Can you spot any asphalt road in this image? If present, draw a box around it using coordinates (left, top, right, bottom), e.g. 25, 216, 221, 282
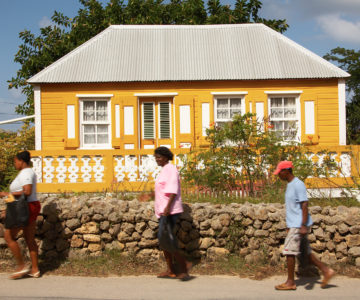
0, 274, 359, 300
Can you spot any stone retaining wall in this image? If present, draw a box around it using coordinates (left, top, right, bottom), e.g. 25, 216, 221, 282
1, 195, 360, 266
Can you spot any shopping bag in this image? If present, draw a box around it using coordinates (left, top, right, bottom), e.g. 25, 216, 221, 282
4, 194, 29, 229
158, 216, 178, 253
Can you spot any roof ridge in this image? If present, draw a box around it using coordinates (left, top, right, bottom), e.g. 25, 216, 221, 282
109, 23, 264, 30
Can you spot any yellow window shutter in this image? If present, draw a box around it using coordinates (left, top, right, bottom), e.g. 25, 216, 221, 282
64, 102, 80, 148
303, 99, 319, 144
120, 96, 138, 149
112, 102, 121, 148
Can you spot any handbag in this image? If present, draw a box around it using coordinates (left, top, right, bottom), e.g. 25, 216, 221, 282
4, 194, 29, 229
158, 216, 178, 253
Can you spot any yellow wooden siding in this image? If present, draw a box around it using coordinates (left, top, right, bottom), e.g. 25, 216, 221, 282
40, 79, 341, 150
120, 96, 138, 149
41, 93, 65, 150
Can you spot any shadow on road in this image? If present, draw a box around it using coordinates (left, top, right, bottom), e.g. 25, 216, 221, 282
296, 276, 338, 290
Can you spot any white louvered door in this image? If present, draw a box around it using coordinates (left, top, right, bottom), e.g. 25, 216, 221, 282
140, 98, 173, 149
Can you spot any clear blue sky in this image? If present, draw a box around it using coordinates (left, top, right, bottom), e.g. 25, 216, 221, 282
1, 0, 360, 130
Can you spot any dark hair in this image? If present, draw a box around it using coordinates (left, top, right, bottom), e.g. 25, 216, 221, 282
154, 147, 174, 161
287, 168, 293, 174
16, 150, 31, 165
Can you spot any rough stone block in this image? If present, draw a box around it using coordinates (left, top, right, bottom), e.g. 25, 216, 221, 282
83, 234, 101, 243
75, 222, 99, 234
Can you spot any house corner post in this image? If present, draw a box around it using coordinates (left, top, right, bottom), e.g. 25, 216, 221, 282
338, 79, 346, 145
34, 85, 42, 150
104, 151, 115, 192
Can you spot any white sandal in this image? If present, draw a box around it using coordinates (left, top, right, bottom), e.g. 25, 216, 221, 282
10, 266, 30, 279
28, 271, 41, 278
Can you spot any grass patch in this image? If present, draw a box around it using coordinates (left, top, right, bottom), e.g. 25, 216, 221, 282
1, 250, 359, 279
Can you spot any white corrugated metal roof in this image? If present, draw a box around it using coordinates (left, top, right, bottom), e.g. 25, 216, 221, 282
28, 24, 350, 84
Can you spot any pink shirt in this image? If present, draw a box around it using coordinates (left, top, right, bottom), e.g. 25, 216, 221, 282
154, 163, 183, 219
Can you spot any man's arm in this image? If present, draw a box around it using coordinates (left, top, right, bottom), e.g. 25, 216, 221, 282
300, 201, 308, 235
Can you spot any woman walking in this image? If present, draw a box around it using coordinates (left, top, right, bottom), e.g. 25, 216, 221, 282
0, 150, 41, 279
154, 146, 191, 280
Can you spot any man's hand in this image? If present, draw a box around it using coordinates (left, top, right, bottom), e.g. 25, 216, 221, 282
300, 225, 308, 235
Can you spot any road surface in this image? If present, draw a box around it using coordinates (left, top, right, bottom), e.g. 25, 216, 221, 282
0, 274, 359, 299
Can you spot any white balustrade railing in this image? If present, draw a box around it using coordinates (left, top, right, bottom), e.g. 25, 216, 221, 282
30, 150, 354, 185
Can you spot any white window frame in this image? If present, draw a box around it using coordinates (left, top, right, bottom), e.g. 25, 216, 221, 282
214, 96, 245, 125
267, 94, 301, 142
141, 102, 156, 140
158, 101, 172, 139
79, 98, 112, 149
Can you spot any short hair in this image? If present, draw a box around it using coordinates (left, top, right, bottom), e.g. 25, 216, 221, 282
16, 150, 31, 165
287, 168, 293, 174
154, 147, 174, 161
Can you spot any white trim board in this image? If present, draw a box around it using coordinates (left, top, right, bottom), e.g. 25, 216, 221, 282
338, 79, 346, 145
0, 115, 35, 125
264, 90, 303, 94
76, 94, 114, 98
211, 91, 248, 95
134, 92, 178, 97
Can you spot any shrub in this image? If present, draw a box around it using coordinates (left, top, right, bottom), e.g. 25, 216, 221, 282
0, 124, 35, 189
180, 113, 339, 197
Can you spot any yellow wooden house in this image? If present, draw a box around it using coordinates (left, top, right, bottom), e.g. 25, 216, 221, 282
27, 24, 358, 193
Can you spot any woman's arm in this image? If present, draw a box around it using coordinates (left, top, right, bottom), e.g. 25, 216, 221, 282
0, 184, 32, 197
163, 194, 176, 216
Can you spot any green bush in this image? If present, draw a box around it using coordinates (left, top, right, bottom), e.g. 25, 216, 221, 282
0, 124, 35, 190
180, 113, 339, 197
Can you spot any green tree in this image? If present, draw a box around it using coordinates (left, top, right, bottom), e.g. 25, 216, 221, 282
0, 125, 35, 189
324, 47, 360, 144
9, 0, 289, 116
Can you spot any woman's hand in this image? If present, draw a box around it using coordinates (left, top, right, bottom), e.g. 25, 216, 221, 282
163, 205, 171, 216
0, 191, 9, 198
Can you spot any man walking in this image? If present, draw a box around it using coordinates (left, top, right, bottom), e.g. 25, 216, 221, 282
274, 161, 335, 290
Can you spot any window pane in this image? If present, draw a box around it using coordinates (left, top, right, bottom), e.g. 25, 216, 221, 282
270, 108, 283, 119
284, 98, 296, 107
97, 125, 108, 133
96, 101, 108, 121
217, 109, 229, 119
230, 109, 241, 118
270, 98, 282, 107
217, 99, 229, 109
230, 98, 241, 108
83, 102, 95, 121
84, 134, 96, 144
84, 125, 95, 133
284, 120, 297, 130
284, 108, 296, 119
84, 101, 95, 111
97, 134, 108, 144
